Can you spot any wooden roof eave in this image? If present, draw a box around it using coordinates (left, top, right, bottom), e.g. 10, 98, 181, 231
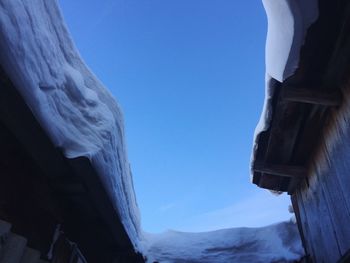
252, 0, 350, 194
0, 66, 144, 262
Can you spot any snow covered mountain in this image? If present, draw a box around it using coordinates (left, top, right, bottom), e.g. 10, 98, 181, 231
145, 221, 304, 263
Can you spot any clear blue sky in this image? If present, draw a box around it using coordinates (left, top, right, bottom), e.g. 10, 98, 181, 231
59, 0, 291, 233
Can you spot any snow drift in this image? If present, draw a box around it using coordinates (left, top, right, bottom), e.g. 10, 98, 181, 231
145, 221, 304, 263
0, 0, 142, 251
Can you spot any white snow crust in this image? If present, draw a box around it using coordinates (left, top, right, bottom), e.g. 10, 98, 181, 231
0, 0, 142, 251
145, 221, 304, 263
264, 0, 318, 82
251, 0, 318, 176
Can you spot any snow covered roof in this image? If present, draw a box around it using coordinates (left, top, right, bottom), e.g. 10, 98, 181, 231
0, 0, 142, 253
145, 221, 305, 262
251, 0, 319, 192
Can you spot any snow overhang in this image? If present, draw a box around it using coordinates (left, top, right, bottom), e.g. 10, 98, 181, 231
0, 60, 144, 262
251, 0, 349, 193
0, 0, 143, 258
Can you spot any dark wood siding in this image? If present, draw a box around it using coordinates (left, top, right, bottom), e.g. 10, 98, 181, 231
293, 114, 350, 262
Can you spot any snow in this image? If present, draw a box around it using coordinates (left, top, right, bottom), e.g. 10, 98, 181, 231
0, 0, 307, 260
264, 0, 318, 82
0, 0, 142, 251
145, 221, 304, 263
251, 0, 318, 176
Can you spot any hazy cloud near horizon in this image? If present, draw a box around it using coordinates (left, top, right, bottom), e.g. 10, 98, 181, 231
155, 191, 291, 233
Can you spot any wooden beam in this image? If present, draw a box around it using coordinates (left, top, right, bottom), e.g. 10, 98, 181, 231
281, 87, 341, 106
253, 162, 307, 179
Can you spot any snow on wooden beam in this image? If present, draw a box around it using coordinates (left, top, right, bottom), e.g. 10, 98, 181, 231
281, 87, 341, 106
253, 162, 307, 179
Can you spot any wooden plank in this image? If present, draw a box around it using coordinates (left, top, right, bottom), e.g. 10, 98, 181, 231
281, 87, 341, 106
257, 173, 285, 191
295, 183, 316, 262
287, 177, 301, 194
331, 125, 350, 222
320, 166, 350, 256
301, 165, 341, 262
291, 194, 308, 255
320, 134, 350, 255
253, 162, 306, 179
264, 100, 306, 164
315, 176, 342, 262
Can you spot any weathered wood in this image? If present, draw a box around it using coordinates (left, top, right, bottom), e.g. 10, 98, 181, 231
287, 177, 301, 195
265, 100, 306, 164
331, 127, 350, 221
319, 134, 350, 255
291, 194, 308, 256
295, 186, 314, 261
281, 87, 341, 106
253, 162, 306, 179
257, 173, 286, 191
291, 92, 350, 262
315, 177, 342, 262
320, 168, 350, 256
254, 1, 350, 262
299, 172, 341, 263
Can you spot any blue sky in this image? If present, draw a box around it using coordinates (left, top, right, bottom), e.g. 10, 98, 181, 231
59, 0, 291, 233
